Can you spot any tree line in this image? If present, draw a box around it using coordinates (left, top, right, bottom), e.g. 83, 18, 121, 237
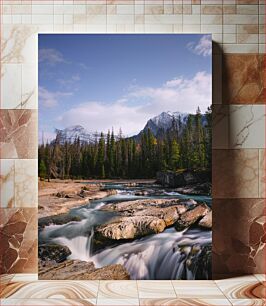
38, 107, 212, 180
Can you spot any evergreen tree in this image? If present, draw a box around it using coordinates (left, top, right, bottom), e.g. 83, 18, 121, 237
39, 160, 47, 180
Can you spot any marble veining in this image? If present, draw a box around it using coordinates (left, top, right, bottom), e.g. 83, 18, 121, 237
14, 159, 37, 208
0, 159, 37, 208
229, 105, 265, 149
0, 159, 15, 208
0, 299, 96, 305
213, 200, 266, 275
1, 25, 37, 64
0, 110, 37, 159
1, 281, 99, 299
223, 54, 264, 104
0, 208, 37, 274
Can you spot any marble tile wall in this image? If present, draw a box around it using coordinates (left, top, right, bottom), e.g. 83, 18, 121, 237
0, 0, 265, 277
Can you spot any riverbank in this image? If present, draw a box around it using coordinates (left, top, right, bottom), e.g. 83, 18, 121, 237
38, 180, 111, 218
38, 179, 156, 218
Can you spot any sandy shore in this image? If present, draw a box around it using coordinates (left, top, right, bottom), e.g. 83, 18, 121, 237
38, 179, 156, 218
39, 180, 112, 218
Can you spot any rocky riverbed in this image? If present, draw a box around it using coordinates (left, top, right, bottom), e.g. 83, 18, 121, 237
38, 180, 117, 218
39, 181, 212, 280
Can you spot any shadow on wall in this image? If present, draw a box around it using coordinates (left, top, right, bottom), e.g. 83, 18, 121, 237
212, 41, 266, 279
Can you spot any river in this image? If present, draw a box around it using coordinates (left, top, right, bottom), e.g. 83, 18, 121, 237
39, 182, 212, 280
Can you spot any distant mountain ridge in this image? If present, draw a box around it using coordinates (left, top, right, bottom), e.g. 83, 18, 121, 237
53, 111, 205, 144
135, 111, 189, 139
55, 125, 98, 144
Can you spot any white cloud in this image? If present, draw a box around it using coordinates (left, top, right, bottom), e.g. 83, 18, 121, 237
57, 74, 81, 87
187, 35, 212, 57
39, 87, 73, 108
39, 48, 66, 65
57, 71, 211, 136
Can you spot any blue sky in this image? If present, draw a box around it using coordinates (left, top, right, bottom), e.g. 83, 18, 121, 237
39, 34, 212, 142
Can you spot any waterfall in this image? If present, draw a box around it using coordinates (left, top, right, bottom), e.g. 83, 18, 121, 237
50, 227, 211, 280
39, 183, 212, 280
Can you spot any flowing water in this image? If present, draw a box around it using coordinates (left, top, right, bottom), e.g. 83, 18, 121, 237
39, 182, 212, 280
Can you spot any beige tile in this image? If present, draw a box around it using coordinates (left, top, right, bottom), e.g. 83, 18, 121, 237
223, 33, 236, 43
107, 14, 134, 24
172, 281, 225, 299
116, 5, 134, 15
215, 276, 264, 299
229, 300, 266, 306
144, 5, 164, 15
0, 299, 96, 305
254, 274, 266, 282
96, 299, 139, 305
98, 281, 138, 299
138, 281, 176, 298
1, 281, 99, 299
237, 25, 259, 34
183, 24, 201, 33
11, 274, 38, 282
201, 5, 223, 14
229, 105, 265, 149
237, 4, 259, 14
223, 4, 236, 14
201, 15, 222, 24
183, 14, 200, 24
223, 14, 258, 25
0, 274, 14, 288
32, 4, 53, 14
32, 15, 54, 24
22, 63, 37, 109
147, 14, 182, 24
201, 24, 222, 33
140, 299, 232, 306
1, 64, 22, 109
223, 25, 236, 33
14, 159, 37, 207
222, 43, 258, 53
237, 33, 258, 44
0, 159, 15, 208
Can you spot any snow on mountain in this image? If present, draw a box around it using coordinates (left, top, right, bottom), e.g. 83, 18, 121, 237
55, 125, 96, 143
53, 110, 206, 144
140, 111, 189, 136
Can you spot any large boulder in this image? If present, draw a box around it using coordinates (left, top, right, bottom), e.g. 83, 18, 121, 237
198, 211, 212, 229
95, 216, 166, 240
102, 198, 188, 215
156, 170, 211, 190
134, 206, 179, 227
175, 203, 210, 231
38, 244, 71, 263
39, 259, 130, 280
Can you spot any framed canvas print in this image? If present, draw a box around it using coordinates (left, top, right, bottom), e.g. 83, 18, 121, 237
38, 34, 212, 280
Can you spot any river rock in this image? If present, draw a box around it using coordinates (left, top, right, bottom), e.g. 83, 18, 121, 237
198, 211, 212, 229
175, 182, 211, 196
156, 170, 211, 192
173, 243, 212, 280
175, 203, 210, 231
38, 244, 71, 263
95, 216, 166, 240
102, 199, 188, 215
39, 213, 81, 228
134, 206, 179, 227
39, 259, 130, 280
